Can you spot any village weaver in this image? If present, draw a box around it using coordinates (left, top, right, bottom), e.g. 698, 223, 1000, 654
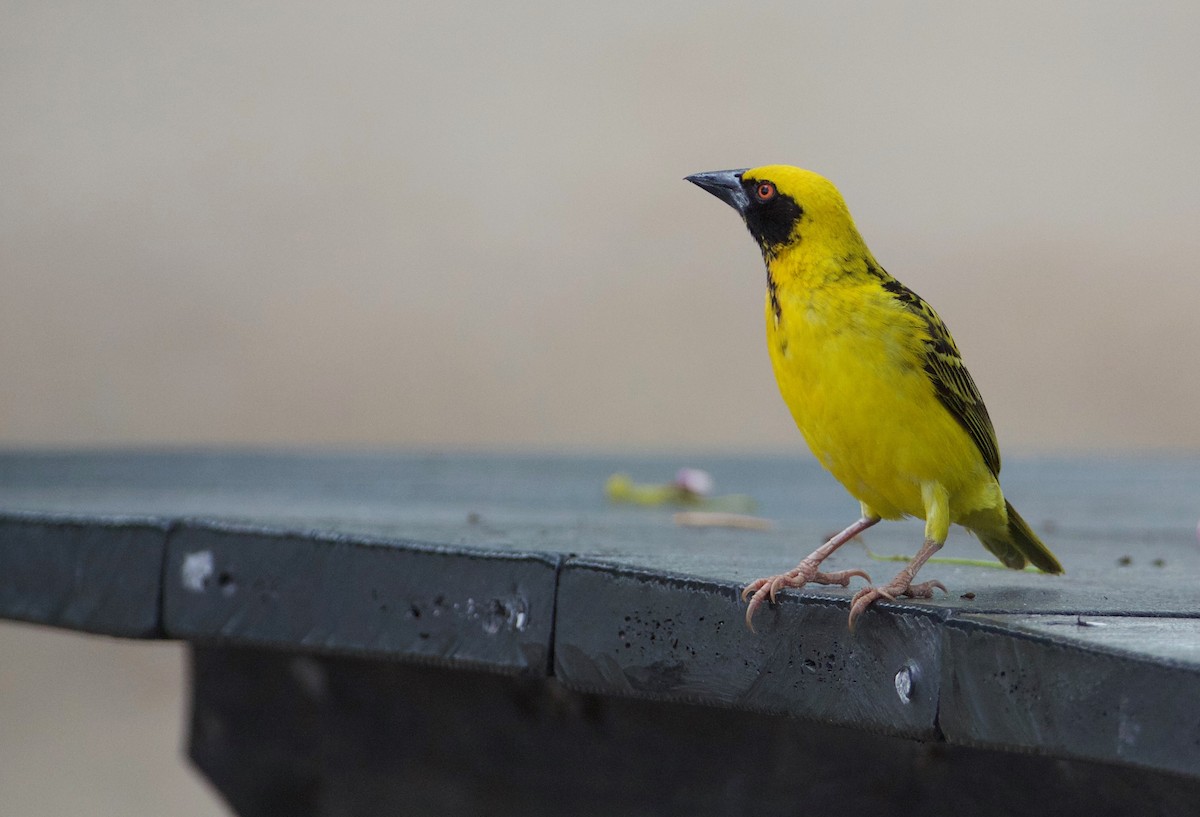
686, 165, 1063, 630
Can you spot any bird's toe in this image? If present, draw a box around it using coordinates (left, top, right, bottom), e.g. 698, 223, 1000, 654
740, 578, 768, 602
903, 579, 947, 599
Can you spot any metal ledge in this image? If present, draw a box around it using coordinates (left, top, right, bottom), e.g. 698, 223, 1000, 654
163, 522, 558, 675
2, 450, 1198, 782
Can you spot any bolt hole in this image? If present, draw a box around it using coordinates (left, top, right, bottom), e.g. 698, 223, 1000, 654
216, 571, 236, 595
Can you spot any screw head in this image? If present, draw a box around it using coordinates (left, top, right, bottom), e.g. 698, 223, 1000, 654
894, 661, 920, 704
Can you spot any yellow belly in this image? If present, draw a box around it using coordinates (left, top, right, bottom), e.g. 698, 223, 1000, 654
766, 286, 999, 522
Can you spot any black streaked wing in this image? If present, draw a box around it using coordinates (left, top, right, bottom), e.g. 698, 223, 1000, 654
873, 268, 1002, 477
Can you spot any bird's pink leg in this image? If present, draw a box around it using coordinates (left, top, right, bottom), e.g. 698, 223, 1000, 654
741, 515, 879, 631
847, 536, 948, 630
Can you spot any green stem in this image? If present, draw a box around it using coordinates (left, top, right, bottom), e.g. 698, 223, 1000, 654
862, 543, 1039, 572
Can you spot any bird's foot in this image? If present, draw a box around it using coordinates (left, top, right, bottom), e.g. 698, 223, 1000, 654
741, 560, 872, 631
847, 578, 948, 630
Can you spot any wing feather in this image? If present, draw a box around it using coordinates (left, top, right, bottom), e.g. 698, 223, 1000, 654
871, 265, 1002, 476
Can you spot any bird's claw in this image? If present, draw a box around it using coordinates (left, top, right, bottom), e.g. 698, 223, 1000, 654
847, 579, 949, 630
740, 578, 768, 603
741, 564, 873, 631
913, 579, 948, 597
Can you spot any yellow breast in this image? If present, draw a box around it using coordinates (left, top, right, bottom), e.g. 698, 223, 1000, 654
766, 279, 995, 521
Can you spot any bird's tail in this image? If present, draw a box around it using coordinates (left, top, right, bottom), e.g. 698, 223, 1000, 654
976, 501, 1064, 574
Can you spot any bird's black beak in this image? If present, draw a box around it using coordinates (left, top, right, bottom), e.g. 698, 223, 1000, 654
685, 168, 750, 214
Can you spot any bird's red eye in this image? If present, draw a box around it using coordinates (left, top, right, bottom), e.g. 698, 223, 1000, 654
755, 182, 776, 201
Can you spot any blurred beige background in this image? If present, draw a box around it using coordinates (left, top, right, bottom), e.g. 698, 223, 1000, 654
2, 2, 1199, 815
3, 1, 1199, 455
0, 623, 225, 815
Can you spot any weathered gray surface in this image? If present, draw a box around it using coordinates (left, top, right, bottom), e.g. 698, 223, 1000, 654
940, 614, 1200, 778
0, 451, 1195, 614
554, 561, 943, 739
164, 523, 557, 675
2, 450, 1199, 779
0, 514, 165, 637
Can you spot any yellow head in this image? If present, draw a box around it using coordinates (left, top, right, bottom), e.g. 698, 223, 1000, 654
686, 164, 866, 261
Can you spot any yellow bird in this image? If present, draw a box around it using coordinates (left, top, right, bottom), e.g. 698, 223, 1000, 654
686, 165, 1063, 630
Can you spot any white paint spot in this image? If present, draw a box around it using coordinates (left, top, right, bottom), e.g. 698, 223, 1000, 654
181, 550, 214, 592
476, 596, 530, 635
